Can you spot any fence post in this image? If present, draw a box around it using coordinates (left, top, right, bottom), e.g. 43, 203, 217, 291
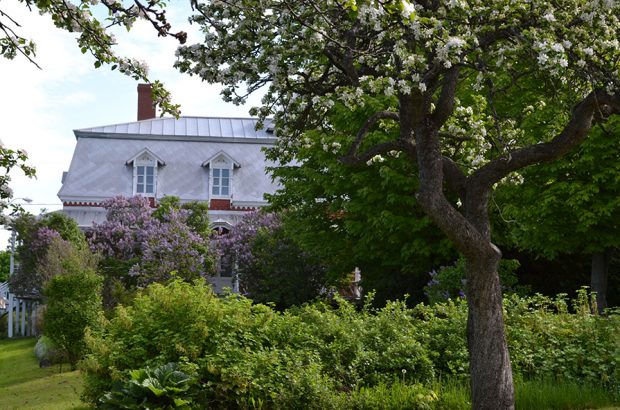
20, 299, 26, 336
8, 294, 13, 338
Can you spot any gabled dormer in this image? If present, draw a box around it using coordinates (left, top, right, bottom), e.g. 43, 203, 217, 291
202, 151, 240, 200
126, 148, 166, 197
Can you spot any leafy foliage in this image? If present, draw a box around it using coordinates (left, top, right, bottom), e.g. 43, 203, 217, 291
99, 362, 195, 409
216, 211, 328, 309
0, 145, 35, 224
152, 196, 211, 240
424, 257, 528, 304
0, 250, 10, 282
498, 118, 620, 258
268, 99, 456, 305
42, 242, 103, 369
9, 212, 85, 296
81, 280, 620, 408
87, 196, 214, 309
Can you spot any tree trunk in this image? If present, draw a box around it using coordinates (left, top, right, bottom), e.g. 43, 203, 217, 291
591, 249, 611, 313
466, 253, 515, 410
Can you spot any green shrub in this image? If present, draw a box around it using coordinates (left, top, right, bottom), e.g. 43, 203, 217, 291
81, 280, 620, 408
424, 257, 528, 304
43, 249, 103, 369
82, 281, 434, 408
412, 299, 469, 377
505, 289, 620, 387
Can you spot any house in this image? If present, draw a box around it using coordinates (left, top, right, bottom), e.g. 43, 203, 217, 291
58, 84, 279, 291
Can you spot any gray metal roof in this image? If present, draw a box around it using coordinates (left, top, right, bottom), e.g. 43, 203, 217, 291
58, 117, 277, 208
75, 116, 276, 142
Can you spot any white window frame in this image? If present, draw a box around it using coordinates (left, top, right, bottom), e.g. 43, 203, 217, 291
210, 159, 233, 199
127, 149, 165, 198
203, 152, 240, 200
134, 162, 157, 196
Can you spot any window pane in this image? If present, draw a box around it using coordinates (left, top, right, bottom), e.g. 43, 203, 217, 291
146, 184, 154, 193
212, 186, 220, 195
137, 175, 144, 184
222, 169, 230, 178
222, 178, 229, 188
146, 175, 154, 184
146, 166, 154, 176
213, 177, 220, 186
137, 184, 144, 193
221, 186, 229, 196
137, 166, 144, 175
213, 169, 220, 178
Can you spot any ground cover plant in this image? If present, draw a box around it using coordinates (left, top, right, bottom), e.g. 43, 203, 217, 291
81, 280, 620, 409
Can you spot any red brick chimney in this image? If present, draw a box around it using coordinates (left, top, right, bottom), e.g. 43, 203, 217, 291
137, 83, 156, 121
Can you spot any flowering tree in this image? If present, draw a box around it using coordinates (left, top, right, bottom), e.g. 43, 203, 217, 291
216, 211, 327, 309
88, 196, 214, 292
9, 212, 84, 296
0, 145, 35, 226
1, 0, 182, 115
268, 97, 456, 305
172, 1, 620, 408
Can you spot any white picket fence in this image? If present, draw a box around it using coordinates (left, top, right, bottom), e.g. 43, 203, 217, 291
0, 282, 40, 338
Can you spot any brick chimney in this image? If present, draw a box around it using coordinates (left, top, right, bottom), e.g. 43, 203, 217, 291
137, 83, 156, 121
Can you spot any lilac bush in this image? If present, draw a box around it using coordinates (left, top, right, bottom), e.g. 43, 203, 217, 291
88, 196, 151, 259
215, 211, 280, 269
9, 226, 67, 296
215, 211, 326, 309
88, 196, 214, 289
130, 209, 213, 286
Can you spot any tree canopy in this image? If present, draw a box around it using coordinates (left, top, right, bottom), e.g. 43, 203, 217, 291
497, 117, 620, 310
171, 2, 620, 408
268, 96, 456, 305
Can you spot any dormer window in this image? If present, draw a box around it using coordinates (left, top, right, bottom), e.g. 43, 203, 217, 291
211, 168, 230, 197
126, 148, 166, 197
136, 164, 156, 195
202, 151, 240, 199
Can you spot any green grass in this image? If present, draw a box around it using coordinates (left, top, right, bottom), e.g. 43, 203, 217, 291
0, 338, 89, 410
436, 377, 619, 410
515, 379, 619, 410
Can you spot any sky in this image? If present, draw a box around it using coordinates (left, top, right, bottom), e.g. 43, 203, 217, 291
0, 1, 263, 248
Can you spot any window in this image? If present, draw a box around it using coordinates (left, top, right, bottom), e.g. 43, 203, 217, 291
136, 165, 155, 195
126, 149, 165, 197
202, 151, 240, 199
211, 167, 230, 197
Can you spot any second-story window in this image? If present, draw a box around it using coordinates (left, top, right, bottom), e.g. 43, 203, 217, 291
127, 149, 165, 198
203, 151, 240, 199
211, 167, 230, 197
136, 165, 156, 195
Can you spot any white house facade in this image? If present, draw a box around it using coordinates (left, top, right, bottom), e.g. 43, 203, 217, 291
57, 85, 279, 291
58, 116, 277, 227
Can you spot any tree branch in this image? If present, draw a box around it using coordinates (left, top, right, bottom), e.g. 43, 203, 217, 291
342, 111, 400, 159
431, 67, 459, 128
339, 140, 408, 165
473, 90, 620, 188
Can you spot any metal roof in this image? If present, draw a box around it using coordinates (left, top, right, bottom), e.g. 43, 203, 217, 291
58, 135, 278, 205
75, 116, 276, 142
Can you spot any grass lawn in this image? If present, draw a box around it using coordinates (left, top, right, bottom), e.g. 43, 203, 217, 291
0, 338, 89, 410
